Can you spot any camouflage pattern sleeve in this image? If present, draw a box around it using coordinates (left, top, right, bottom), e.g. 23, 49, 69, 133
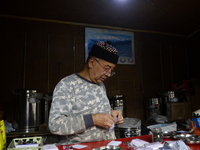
48, 76, 86, 135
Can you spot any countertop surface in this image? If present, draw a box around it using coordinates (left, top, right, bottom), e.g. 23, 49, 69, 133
56, 135, 200, 150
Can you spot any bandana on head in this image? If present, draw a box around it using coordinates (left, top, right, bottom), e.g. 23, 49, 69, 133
89, 41, 119, 64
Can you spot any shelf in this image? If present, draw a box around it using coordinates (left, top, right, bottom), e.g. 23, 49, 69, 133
6, 131, 52, 138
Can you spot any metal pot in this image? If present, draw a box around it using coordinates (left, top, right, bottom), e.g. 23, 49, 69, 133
115, 127, 141, 138
41, 93, 52, 128
14, 89, 43, 132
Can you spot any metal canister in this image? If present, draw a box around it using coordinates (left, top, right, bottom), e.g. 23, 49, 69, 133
115, 127, 141, 138
41, 93, 52, 129
15, 89, 43, 132
109, 95, 127, 117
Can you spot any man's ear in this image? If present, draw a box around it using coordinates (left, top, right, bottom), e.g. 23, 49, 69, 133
88, 57, 96, 69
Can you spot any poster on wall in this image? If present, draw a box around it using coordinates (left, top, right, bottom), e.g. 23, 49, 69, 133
85, 27, 135, 65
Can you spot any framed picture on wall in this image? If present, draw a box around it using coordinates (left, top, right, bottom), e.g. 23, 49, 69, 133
85, 27, 135, 65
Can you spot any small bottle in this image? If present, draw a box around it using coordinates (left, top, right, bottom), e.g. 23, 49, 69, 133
152, 127, 164, 143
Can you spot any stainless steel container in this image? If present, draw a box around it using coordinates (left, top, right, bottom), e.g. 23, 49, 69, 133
15, 89, 43, 132
41, 93, 52, 128
115, 118, 141, 138
109, 95, 127, 117
115, 127, 141, 138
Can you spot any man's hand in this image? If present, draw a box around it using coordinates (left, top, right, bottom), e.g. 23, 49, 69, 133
111, 110, 123, 124
92, 113, 115, 129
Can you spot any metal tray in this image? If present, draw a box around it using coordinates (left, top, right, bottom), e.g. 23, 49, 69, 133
173, 133, 200, 145
92, 146, 124, 150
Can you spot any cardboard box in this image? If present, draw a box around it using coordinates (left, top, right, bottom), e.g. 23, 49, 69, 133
167, 102, 192, 122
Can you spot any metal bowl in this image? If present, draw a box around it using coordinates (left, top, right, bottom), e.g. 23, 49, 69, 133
92, 146, 124, 150
163, 131, 176, 138
173, 133, 200, 145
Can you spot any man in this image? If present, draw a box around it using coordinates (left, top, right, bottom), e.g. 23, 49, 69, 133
49, 41, 123, 144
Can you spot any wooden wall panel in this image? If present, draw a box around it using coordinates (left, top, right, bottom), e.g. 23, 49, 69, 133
171, 44, 188, 83
132, 37, 144, 120
141, 43, 162, 98
25, 33, 48, 92
188, 32, 200, 77
74, 29, 85, 73
0, 33, 24, 121
49, 35, 74, 92
161, 44, 173, 91
119, 79, 136, 117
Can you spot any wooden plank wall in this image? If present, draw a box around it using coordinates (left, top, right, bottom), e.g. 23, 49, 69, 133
0, 17, 192, 123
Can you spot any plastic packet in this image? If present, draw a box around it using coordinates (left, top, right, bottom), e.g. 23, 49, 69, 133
144, 142, 163, 150
174, 140, 191, 150
4, 120, 15, 133
109, 118, 117, 132
163, 141, 177, 149
135, 148, 152, 150
163, 140, 191, 150
117, 118, 141, 128
158, 146, 173, 150
130, 138, 149, 147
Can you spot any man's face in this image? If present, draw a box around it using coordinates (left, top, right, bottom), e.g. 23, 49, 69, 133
90, 58, 116, 84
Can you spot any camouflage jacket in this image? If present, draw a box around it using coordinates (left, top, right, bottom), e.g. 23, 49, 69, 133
49, 73, 115, 144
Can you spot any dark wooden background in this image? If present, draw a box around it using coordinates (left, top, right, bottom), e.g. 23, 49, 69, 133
1, 17, 200, 123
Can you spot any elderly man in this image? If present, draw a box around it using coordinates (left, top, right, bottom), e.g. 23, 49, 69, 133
49, 41, 123, 144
